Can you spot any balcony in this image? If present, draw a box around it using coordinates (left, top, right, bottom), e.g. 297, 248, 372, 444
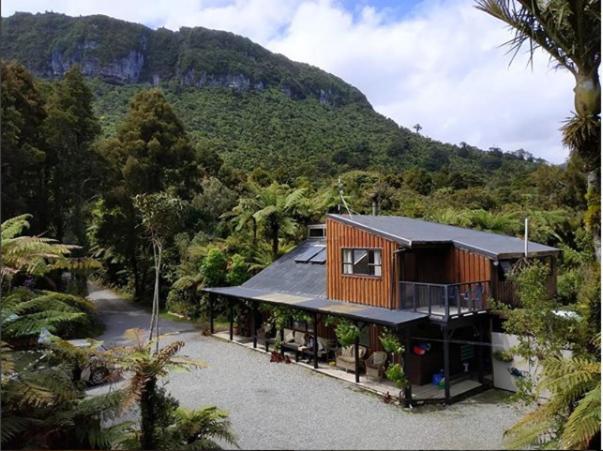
399, 280, 491, 320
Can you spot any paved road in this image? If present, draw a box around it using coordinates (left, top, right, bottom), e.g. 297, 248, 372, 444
88, 285, 525, 450
88, 285, 191, 346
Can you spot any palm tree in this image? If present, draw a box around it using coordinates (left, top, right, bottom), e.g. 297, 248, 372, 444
412, 123, 422, 134
223, 196, 261, 246
504, 353, 600, 450
475, 0, 601, 255
229, 183, 308, 260
109, 329, 236, 450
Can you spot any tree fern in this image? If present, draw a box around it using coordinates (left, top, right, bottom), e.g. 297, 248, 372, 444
505, 353, 600, 449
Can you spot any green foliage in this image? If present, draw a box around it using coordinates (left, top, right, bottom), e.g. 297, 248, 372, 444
379, 330, 403, 355
384, 363, 408, 390
0, 61, 47, 232
333, 320, 360, 347
44, 64, 101, 243
226, 254, 249, 286
492, 349, 514, 363
108, 329, 235, 450
1, 340, 129, 449
201, 248, 228, 288
1, 288, 99, 340
495, 261, 576, 400
504, 352, 600, 450
1, 214, 76, 282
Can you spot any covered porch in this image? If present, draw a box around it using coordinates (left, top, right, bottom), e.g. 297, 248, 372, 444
211, 330, 485, 402
204, 286, 492, 405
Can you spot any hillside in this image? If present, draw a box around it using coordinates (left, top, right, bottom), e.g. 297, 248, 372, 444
1, 12, 542, 180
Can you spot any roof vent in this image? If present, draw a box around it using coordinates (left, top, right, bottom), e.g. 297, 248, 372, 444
307, 224, 326, 239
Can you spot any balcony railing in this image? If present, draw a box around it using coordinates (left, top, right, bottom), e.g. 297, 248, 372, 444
399, 280, 490, 319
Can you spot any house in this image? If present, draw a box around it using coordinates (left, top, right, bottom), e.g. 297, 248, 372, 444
204, 214, 560, 404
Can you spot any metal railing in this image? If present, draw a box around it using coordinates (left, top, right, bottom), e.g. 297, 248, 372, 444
399, 280, 490, 319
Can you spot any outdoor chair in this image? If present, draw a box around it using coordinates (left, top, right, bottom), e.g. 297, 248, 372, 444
365, 351, 388, 380
256, 322, 274, 347
335, 345, 367, 373
281, 330, 308, 361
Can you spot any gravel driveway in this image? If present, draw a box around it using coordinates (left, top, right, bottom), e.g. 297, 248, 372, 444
89, 285, 525, 450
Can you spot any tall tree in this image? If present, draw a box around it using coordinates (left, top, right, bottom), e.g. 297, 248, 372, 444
133, 192, 183, 350
101, 89, 197, 197
95, 89, 197, 301
475, 0, 601, 256
44, 65, 100, 244
0, 61, 47, 231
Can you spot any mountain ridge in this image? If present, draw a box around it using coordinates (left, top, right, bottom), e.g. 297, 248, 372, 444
1, 11, 368, 107
1, 11, 542, 181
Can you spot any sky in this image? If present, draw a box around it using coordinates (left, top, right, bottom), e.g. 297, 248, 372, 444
3, 0, 576, 163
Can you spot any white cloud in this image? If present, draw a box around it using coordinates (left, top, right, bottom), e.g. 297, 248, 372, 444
3, 0, 574, 162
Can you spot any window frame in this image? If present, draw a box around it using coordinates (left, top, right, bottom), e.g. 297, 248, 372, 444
341, 247, 383, 278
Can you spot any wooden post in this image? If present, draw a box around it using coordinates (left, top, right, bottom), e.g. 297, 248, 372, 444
403, 327, 412, 406
252, 302, 257, 349
209, 293, 215, 335
229, 300, 234, 341
313, 312, 319, 369
444, 285, 449, 321
443, 325, 450, 403
280, 327, 285, 356
478, 318, 485, 384
265, 317, 270, 352
354, 324, 360, 383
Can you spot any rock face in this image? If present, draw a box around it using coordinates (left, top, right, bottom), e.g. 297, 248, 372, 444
51, 45, 145, 84
1, 12, 368, 107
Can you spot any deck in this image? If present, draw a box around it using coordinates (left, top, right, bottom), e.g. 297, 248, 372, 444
213, 331, 483, 402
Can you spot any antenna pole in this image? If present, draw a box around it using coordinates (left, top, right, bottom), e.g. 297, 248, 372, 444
524, 217, 528, 257
338, 177, 352, 216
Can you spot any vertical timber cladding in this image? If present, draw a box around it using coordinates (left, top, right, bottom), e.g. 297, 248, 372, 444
447, 247, 492, 283
326, 218, 398, 309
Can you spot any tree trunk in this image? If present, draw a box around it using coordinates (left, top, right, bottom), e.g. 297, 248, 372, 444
252, 218, 257, 247
271, 222, 279, 261
574, 72, 601, 117
587, 169, 601, 260
140, 376, 158, 450
148, 241, 162, 353
573, 71, 601, 259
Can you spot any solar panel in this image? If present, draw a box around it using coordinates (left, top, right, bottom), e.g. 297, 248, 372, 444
309, 248, 326, 264
294, 246, 324, 263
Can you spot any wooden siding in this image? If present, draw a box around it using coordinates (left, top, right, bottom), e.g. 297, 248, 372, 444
326, 218, 398, 309
326, 217, 557, 310
400, 246, 492, 285
447, 247, 492, 284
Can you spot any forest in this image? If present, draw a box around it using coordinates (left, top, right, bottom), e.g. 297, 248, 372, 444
0, 1, 600, 448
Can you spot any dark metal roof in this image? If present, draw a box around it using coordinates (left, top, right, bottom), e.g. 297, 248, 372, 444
329, 214, 560, 259
203, 285, 427, 327
241, 239, 326, 297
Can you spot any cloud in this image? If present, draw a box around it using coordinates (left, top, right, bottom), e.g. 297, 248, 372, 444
3, 0, 575, 162
266, 0, 574, 163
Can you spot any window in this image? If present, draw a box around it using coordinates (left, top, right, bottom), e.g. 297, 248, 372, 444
342, 248, 382, 276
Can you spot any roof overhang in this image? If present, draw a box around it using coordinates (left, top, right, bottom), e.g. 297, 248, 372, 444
203, 286, 428, 328
328, 214, 561, 260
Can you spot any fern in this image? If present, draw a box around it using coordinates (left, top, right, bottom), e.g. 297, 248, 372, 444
505, 353, 600, 450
